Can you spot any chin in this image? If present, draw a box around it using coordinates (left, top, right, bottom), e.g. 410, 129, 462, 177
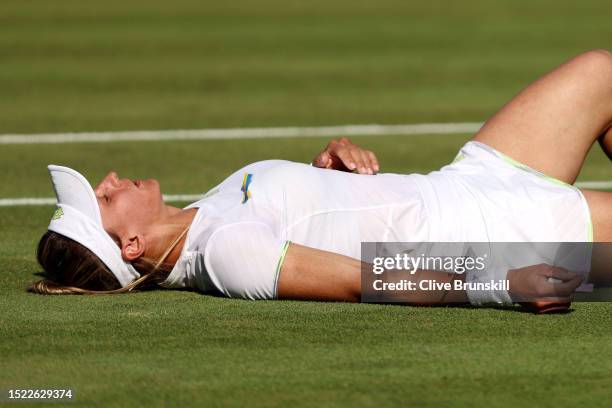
148, 179, 164, 203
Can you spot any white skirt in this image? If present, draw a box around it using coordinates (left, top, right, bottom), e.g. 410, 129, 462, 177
414, 140, 592, 243
411, 141, 593, 304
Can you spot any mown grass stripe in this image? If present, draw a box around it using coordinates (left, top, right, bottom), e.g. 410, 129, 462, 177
0, 123, 483, 145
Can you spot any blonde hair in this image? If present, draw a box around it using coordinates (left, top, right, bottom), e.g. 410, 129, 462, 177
29, 226, 189, 295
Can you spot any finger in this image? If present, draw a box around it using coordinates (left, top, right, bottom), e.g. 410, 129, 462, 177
361, 150, 376, 175
366, 151, 380, 173
346, 148, 366, 173
541, 275, 582, 298
362, 150, 378, 174
312, 151, 330, 168
334, 148, 357, 171
356, 149, 372, 174
556, 274, 583, 294
532, 282, 573, 303
548, 266, 580, 282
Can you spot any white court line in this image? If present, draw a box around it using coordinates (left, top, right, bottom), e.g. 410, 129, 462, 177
1, 182, 611, 207
0, 194, 205, 207
0, 122, 483, 145
574, 181, 612, 189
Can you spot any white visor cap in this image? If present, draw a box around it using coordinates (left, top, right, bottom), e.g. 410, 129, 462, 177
47, 165, 140, 287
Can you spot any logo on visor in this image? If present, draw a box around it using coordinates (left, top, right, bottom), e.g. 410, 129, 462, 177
51, 207, 64, 220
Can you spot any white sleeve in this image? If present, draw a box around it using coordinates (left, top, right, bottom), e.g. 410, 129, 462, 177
204, 222, 290, 300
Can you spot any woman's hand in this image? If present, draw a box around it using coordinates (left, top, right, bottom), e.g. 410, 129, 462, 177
312, 137, 380, 175
507, 264, 583, 312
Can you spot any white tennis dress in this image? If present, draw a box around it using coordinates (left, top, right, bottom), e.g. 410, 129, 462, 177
161, 141, 592, 303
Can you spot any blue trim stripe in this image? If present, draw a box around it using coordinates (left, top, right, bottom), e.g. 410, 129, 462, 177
241, 173, 253, 203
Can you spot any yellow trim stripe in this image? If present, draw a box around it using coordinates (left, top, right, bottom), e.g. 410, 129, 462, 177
273, 241, 291, 298
495, 150, 593, 243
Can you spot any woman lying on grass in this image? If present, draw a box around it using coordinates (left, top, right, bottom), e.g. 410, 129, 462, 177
31, 50, 612, 312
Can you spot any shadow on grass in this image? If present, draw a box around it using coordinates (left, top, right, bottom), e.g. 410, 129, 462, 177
28, 270, 576, 315
368, 301, 576, 315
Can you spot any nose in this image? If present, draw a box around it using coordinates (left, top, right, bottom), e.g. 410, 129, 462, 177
107, 171, 120, 186
94, 171, 120, 194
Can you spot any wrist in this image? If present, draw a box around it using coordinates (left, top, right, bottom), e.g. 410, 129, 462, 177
465, 268, 513, 306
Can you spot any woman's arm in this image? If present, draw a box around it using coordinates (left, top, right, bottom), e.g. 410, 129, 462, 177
277, 243, 583, 307
277, 243, 468, 304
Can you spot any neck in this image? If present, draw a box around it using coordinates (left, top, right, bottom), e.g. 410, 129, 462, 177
143, 207, 198, 268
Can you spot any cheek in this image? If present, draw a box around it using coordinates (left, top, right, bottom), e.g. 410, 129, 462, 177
101, 188, 163, 233
99, 204, 121, 236
117, 191, 161, 223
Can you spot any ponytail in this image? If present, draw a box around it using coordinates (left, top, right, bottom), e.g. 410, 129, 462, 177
30, 226, 188, 295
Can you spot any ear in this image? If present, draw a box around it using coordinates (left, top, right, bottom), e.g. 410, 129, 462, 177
120, 234, 146, 261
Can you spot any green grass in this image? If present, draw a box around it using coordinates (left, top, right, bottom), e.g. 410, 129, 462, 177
1, 137, 611, 407
1, 0, 611, 134
1, 1, 612, 407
